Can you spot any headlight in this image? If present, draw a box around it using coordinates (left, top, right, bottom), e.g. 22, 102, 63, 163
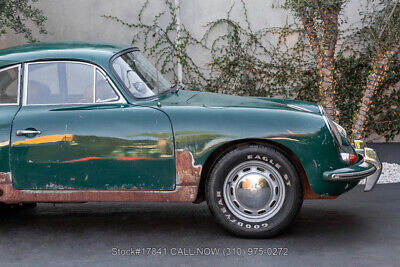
318, 105, 344, 147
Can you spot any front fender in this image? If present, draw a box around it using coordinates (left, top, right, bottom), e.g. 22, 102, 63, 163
163, 105, 350, 197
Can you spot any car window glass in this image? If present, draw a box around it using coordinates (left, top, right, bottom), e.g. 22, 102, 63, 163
112, 57, 154, 98
27, 62, 94, 105
66, 63, 94, 103
27, 63, 59, 105
95, 71, 119, 103
0, 66, 19, 104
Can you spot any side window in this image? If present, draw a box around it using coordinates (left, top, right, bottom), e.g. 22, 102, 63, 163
27, 62, 94, 105
66, 63, 94, 103
95, 71, 119, 103
0, 66, 19, 104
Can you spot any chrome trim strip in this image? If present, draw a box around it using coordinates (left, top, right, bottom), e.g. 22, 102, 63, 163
363, 146, 383, 192
287, 104, 312, 113
0, 64, 21, 106
323, 141, 382, 192
331, 167, 376, 181
23, 63, 28, 105
95, 69, 122, 103
92, 65, 96, 103
318, 105, 342, 147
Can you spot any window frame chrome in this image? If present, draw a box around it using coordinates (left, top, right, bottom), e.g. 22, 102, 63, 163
94, 69, 121, 103
0, 64, 21, 106
318, 105, 342, 147
109, 47, 175, 101
22, 60, 126, 106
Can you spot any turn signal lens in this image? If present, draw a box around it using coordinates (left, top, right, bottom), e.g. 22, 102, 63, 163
349, 154, 358, 163
340, 153, 358, 164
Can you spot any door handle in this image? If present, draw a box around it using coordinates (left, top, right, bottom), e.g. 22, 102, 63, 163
16, 129, 42, 137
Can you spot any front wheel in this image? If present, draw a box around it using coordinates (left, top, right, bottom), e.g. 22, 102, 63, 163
206, 144, 303, 238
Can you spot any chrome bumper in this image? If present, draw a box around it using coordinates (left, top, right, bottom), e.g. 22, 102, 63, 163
323, 140, 382, 192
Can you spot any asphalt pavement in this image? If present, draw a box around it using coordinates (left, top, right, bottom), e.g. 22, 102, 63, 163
368, 143, 400, 164
0, 184, 399, 267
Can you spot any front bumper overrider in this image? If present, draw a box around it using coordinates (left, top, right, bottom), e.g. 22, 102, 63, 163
323, 140, 382, 192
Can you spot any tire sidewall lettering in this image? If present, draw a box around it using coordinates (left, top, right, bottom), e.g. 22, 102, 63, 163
216, 190, 270, 230
247, 154, 291, 187
213, 151, 295, 231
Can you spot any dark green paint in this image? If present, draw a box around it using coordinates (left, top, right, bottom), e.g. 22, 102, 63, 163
11, 104, 175, 190
264, 98, 322, 114
0, 42, 371, 197
0, 106, 20, 173
154, 91, 353, 196
0, 42, 129, 68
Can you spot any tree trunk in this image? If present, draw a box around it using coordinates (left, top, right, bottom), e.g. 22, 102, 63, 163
352, 44, 400, 139
320, 59, 336, 118
300, 14, 338, 119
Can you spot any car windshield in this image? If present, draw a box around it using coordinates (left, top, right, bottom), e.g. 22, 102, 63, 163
112, 51, 172, 98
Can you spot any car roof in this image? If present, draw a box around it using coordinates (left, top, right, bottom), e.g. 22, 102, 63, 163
0, 42, 133, 69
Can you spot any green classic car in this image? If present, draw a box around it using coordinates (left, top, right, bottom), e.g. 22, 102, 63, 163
0, 42, 382, 237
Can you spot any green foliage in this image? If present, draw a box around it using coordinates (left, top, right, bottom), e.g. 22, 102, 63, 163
366, 62, 400, 140
103, 0, 206, 90
284, 0, 346, 14
202, 9, 271, 95
355, 0, 400, 57
0, 0, 47, 42
105, 0, 400, 141
332, 54, 400, 141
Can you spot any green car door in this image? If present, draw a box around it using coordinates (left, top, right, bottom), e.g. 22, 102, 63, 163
10, 61, 175, 190
0, 65, 21, 178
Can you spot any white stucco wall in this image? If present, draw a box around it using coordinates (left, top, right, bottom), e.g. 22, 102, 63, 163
0, 0, 368, 70
0, 0, 364, 50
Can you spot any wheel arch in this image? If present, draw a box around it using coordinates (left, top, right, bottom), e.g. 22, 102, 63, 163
195, 138, 325, 203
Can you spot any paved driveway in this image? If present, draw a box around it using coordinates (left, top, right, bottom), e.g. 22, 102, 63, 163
1, 184, 399, 267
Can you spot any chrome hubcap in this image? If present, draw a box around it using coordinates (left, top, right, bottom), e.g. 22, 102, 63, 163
223, 161, 286, 222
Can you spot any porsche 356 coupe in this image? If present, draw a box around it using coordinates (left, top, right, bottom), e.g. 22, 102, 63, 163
0, 42, 382, 237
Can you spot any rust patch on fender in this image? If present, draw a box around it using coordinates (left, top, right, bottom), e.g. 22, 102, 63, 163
289, 153, 337, 200
176, 149, 202, 186
0, 183, 197, 204
45, 182, 76, 190
300, 169, 337, 199
0, 172, 11, 184
0, 149, 203, 204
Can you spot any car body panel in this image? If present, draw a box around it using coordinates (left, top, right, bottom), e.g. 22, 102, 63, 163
151, 91, 356, 196
0, 106, 20, 174
10, 104, 175, 190
0, 42, 377, 204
